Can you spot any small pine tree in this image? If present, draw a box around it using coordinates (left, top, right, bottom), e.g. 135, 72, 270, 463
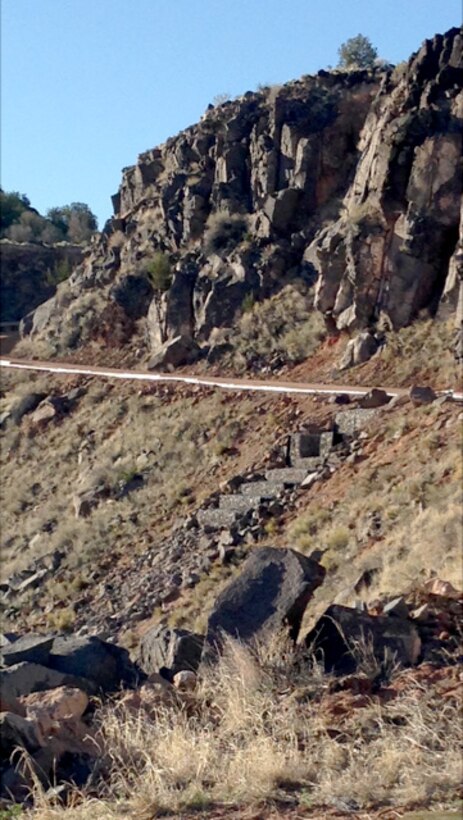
337, 34, 378, 69
143, 252, 173, 344
145, 252, 172, 293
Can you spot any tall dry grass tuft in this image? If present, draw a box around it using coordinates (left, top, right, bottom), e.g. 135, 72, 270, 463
229, 284, 326, 368
23, 636, 463, 818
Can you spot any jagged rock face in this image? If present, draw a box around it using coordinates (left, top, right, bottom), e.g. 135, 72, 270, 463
23, 72, 379, 353
24, 28, 462, 357
308, 27, 463, 331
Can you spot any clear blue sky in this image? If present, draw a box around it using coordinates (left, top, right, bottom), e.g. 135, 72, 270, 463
1, 0, 460, 229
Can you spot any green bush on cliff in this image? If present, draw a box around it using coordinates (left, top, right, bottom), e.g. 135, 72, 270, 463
144, 251, 173, 292
45, 258, 73, 286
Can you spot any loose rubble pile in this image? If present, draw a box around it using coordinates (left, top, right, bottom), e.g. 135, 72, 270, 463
0, 633, 138, 801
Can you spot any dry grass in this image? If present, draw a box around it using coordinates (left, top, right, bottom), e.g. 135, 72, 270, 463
22, 637, 463, 818
0, 370, 288, 603
0, 384, 206, 569
377, 317, 460, 389
287, 405, 462, 624
229, 284, 326, 369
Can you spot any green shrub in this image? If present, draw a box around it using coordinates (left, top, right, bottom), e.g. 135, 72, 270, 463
45, 258, 73, 286
338, 34, 378, 69
144, 252, 172, 292
241, 293, 255, 314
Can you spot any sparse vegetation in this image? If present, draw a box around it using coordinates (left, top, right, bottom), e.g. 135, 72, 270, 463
1, 29, 462, 818
45, 258, 73, 286
380, 318, 459, 388
212, 92, 231, 106
229, 284, 326, 369
203, 211, 248, 256
391, 60, 408, 82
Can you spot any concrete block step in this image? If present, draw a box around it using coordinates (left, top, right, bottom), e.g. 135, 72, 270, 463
290, 456, 322, 470
335, 409, 378, 436
240, 480, 285, 498
219, 494, 262, 512
265, 468, 309, 485
197, 509, 241, 531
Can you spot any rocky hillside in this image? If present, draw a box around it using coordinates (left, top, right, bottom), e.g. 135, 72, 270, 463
1, 26, 462, 819
20, 27, 463, 368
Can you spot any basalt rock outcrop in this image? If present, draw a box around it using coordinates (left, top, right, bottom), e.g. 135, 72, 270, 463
306, 28, 463, 332
22, 28, 463, 361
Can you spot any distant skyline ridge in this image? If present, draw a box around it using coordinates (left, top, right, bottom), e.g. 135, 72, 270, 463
1, 0, 460, 228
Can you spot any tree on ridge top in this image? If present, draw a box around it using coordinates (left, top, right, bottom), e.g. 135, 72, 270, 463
337, 34, 378, 69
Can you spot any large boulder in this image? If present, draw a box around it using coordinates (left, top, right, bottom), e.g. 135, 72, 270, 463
339, 332, 378, 370
47, 636, 138, 693
0, 635, 54, 667
147, 262, 197, 350
21, 686, 89, 746
358, 388, 390, 408
0, 712, 41, 763
264, 188, 301, 233
408, 385, 437, 406
148, 334, 200, 370
19, 295, 58, 338
139, 626, 204, 679
9, 392, 47, 425
205, 547, 325, 652
0, 662, 97, 700
304, 604, 421, 674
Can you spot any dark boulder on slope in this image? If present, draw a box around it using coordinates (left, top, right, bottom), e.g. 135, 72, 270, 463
139, 625, 204, 679
110, 274, 153, 319
47, 636, 139, 693
0, 662, 96, 700
148, 334, 201, 369
304, 604, 421, 674
205, 547, 325, 653
0, 634, 54, 667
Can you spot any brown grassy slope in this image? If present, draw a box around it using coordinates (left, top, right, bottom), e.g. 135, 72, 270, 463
148, 396, 462, 641
0, 365, 333, 633
282, 317, 461, 392
1, 314, 461, 639
1, 317, 462, 819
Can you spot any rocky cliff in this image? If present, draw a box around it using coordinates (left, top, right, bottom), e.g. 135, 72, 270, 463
22, 27, 462, 365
